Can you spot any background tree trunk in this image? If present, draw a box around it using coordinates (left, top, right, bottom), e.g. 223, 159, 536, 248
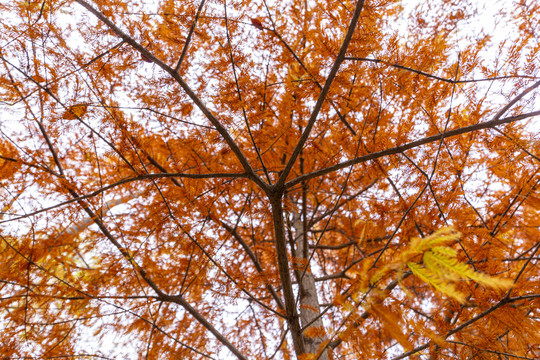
291, 209, 329, 360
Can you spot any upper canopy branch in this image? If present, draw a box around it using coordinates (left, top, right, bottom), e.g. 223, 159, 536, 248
274, 0, 366, 190
286, 110, 540, 188
73, 0, 268, 191
174, 0, 207, 72
345, 57, 538, 84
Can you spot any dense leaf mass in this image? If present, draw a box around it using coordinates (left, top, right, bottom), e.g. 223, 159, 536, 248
0, 0, 539, 359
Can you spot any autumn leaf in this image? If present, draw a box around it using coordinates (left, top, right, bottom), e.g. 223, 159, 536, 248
63, 104, 88, 119
250, 17, 264, 30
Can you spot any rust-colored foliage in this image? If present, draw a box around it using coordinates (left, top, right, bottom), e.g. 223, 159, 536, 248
0, 0, 539, 359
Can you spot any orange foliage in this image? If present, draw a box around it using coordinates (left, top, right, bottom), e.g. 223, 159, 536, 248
0, 0, 539, 359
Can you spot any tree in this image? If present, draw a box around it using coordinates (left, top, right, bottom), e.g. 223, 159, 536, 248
0, 0, 539, 358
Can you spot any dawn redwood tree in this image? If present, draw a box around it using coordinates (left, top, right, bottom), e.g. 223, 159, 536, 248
0, 0, 539, 358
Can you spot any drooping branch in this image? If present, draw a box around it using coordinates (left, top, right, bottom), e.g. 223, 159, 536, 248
0, 235, 214, 359
325, 276, 408, 352
58, 193, 138, 238
158, 294, 249, 360
63, 184, 249, 360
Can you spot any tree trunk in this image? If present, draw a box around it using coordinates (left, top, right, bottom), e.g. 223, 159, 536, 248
270, 195, 306, 356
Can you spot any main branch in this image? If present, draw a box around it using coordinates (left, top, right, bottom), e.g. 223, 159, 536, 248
286, 110, 540, 188
275, 0, 366, 188
73, 0, 268, 190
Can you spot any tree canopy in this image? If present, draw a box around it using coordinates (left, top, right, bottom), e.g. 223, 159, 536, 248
0, 0, 539, 359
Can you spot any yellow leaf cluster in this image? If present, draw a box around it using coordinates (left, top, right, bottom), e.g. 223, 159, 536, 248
403, 228, 514, 303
